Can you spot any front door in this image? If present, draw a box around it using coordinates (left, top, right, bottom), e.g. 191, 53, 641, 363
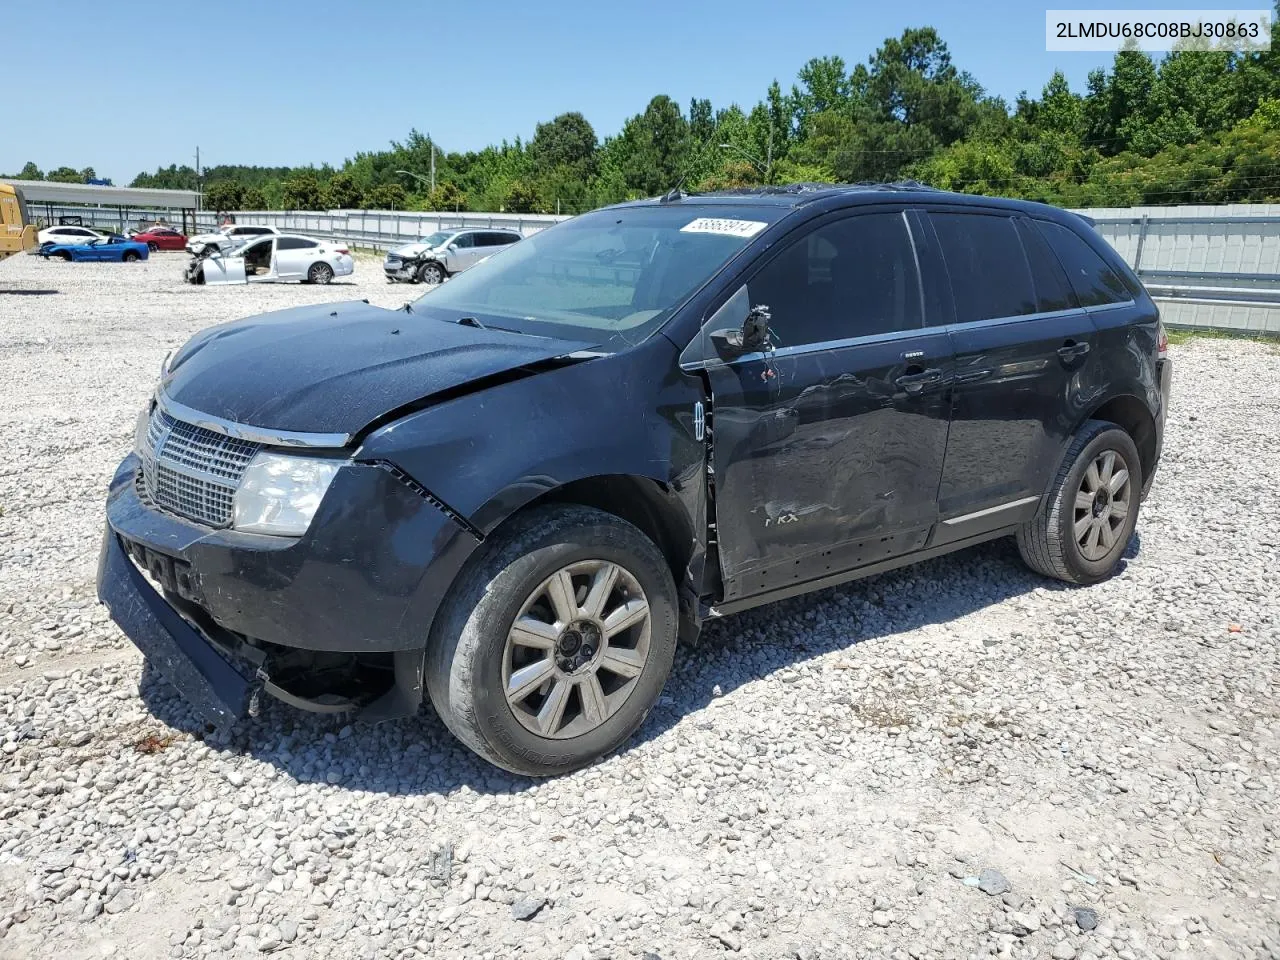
699, 210, 954, 602
919, 209, 1098, 534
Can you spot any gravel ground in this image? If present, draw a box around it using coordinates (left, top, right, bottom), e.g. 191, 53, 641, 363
1, 251, 1278, 960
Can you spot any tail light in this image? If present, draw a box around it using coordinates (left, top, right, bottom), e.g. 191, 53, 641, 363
334, 247, 350, 256
1156, 320, 1168, 360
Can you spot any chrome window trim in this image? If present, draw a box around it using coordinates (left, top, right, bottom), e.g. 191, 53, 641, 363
155, 391, 351, 449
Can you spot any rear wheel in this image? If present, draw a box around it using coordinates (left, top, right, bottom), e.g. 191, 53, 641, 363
122, 251, 140, 263
59, 251, 73, 261
1016, 420, 1142, 584
147, 241, 158, 253
307, 262, 334, 284
426, 505, 677, 776
417, 261, 445, 285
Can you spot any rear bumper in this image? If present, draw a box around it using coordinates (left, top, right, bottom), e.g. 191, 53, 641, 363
1146, 356, 1172, 498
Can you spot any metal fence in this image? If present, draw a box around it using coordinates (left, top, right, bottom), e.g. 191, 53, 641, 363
26, 201, 1280, 335
27, 204, 567, 247
1090, 210, 1280, 334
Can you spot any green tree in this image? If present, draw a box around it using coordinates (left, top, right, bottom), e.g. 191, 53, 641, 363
618, 95, 690, 194
501, 179, 543, 213
281, 171, 326, 210
363, 182, 407, 209
46, 166, 84, 183
791, 55, 853, 138
529, 112, 598, 174
18, 161, 42, 180
241, 186, 267, 210
325, 172, 362, 208
203, 180, 245, 211
425, 181, 467, 211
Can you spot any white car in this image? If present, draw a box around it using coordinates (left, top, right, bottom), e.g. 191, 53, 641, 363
186, 224, 281, 255
186, 234, 354, 285
37, 225, 104, 247
383, 228, 522, 284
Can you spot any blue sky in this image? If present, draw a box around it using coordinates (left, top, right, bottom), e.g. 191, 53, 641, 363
6, 0, 1224, 182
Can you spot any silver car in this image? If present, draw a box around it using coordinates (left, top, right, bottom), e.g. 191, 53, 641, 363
383, 228, 521, 284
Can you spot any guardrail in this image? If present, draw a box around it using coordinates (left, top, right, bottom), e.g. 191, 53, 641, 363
25, 202, 1280, 335
1089, 214, 1280, 334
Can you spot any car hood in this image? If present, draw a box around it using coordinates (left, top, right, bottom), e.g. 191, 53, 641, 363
389, 242, 439, 257
162, 300, 597, 438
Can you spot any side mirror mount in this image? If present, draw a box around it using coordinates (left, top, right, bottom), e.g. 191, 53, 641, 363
707, 286, 772, 359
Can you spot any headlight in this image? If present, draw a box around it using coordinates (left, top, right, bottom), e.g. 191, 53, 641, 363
232, 452, 343, 536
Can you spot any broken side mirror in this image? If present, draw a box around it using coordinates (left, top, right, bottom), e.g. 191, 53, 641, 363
708, 285, 772, 359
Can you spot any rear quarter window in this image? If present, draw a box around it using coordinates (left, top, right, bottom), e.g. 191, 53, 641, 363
1035, 220, 1133, 307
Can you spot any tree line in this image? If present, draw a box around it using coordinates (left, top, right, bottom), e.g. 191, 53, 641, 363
12, 17, 1280, 214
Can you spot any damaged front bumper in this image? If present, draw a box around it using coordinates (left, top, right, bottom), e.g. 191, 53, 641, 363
97, 525, 257, 728
97, 454, 481, 730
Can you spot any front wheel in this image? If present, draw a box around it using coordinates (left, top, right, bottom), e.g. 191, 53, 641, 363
122, 251, 140, 263
147, 242, 158, 253
1016, 420, 1142, 584
307, 262, 335, 284
59, 251, 73, 262
426, 505, 678, 776
416, 261, 445, 285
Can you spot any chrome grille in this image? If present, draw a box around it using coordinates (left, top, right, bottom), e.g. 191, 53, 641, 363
138, 409, 260, 527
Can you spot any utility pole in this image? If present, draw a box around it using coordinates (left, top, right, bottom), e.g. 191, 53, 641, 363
430, 137, 436, 195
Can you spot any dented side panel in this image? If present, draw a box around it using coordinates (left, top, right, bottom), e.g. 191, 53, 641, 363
703, 332, 954, 601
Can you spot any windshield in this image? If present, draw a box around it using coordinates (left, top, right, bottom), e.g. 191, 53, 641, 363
416, 231, 453, 248
410, 205, 782, 348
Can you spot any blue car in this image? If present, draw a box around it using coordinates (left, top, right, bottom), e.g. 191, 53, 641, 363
40, 234, 150, 263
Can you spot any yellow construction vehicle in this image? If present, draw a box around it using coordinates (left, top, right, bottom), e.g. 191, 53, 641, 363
1, 182, 38, 259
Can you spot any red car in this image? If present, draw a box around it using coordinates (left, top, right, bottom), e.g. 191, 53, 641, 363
132, 226, 188, 252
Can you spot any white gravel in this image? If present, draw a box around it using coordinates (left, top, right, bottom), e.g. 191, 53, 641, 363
1, 252, 1279, 960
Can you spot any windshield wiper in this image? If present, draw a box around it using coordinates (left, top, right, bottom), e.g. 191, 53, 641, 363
457, 316, 485, 329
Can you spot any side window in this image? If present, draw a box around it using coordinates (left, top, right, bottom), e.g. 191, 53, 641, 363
452, 233, 475, 249
498, 232, 521, 245
930, 212, 1036, 323
276, 237, 317, 250
1035, 220, 1133, 307
1015, 218, 1077, 313
746, 212, 922, 347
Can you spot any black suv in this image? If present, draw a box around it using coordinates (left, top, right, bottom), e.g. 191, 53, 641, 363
98, 184, 1171, 775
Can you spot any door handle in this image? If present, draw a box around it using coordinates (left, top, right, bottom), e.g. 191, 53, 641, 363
894, 367, 943, 394
1057, 340, 1091, 362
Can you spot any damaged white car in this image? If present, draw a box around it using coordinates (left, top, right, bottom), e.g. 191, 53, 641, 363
185, 234, 354, 285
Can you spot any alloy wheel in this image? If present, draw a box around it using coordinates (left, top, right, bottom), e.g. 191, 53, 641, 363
1073, 449, 1131, 561
502, 559, 651, 739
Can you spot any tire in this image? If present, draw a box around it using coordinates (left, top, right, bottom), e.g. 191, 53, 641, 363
426, 505, 678, 777
307, 262, 334, 284
416, 261, 445, 285
122, 251, 140, 263
1016, 419, 1143, 585
59, 251, 73, 262
147, 242, 158, 253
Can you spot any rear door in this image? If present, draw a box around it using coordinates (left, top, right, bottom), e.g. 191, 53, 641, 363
273, 237, 315, 279
918, 207, 1094, 540
697, 209, 954, 601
